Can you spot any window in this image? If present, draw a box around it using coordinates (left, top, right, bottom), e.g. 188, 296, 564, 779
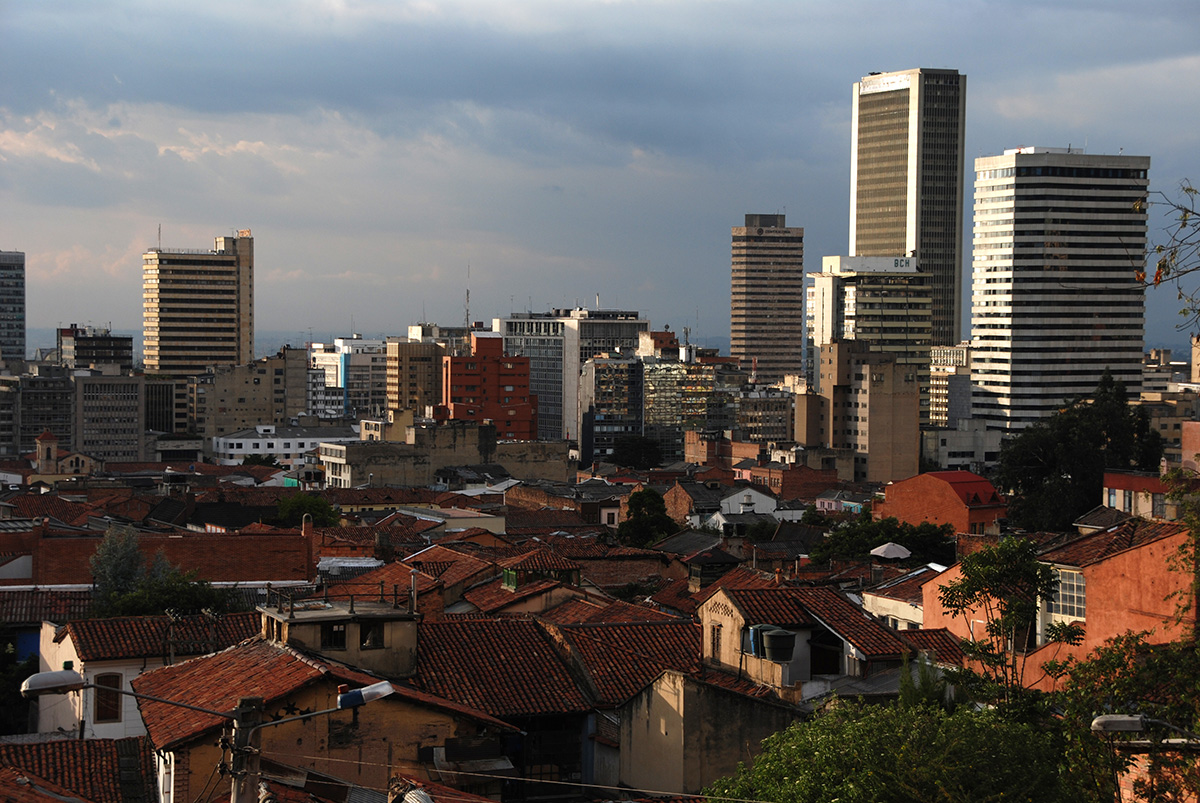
1153, 493, 1166, 519
1122, 491, 1132, 513
1106, 488, 1116, 508
94, 673, 122, 722
1049, 569, 1086, 619
710, 623, 722, 657
321, 623, 347, 650
360, 621, 385, 650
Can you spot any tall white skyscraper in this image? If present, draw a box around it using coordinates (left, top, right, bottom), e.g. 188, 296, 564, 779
850, 68, 966, 346
971, 147, 1149, 431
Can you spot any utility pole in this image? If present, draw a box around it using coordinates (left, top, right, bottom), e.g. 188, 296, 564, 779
230, 696, 264, 803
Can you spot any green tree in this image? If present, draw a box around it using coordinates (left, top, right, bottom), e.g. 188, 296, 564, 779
994, 371, 1162, 532
609, 435, 663, 470
276, 493, 340, 527
937, 536, 1081, 709
705, 701, 1094, 803
89, 527, 240, 617
810, 513, 955, 565
241, 453, 280, 467
616, 488, 678, 548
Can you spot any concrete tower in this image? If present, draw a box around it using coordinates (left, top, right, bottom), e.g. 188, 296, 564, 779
850, 68, 966, 346
730, 214, 805, 385
970, 147, 1149, 431
0, 251, 26, 364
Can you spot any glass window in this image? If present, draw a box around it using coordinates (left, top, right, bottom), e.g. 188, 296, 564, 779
1049, 569, 1086, 619
321, 623, 347, 650
94, 673, 122, 722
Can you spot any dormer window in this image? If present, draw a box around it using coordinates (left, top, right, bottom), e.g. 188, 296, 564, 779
321, 623, 347, 650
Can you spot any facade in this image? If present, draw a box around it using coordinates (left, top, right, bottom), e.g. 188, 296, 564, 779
142, 231, 254, 374
795, 341, 919, 483
73, 372, 146, 462
971, 148, 1149, 431
212, 423, 359, 467
929, 341, 972, 428
385, 339, 446, 413
439, 332, 537, 440
57, 324, 133, 372
144, 375, 190, 434
807, 256, 932, 422
578, 353, 643, 465
188, 348, 309, 445
0, 251, 24, 363
730, 214, 805, 384
310, 335, 389, 420
850, 68, 966, 346
872, 470, 1006, 535
494, 308, 649, 441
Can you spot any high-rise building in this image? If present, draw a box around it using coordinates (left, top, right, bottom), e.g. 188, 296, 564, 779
730, 214, 805, 384
578, 353, 643, 466
57, 324, 134, 372
971, 147, 1149, 431
0, 251, 26, 363
143, 231, 254, 374
850, 68, 966, 346
806, 256, 932, 423
494, 308, 649, 441
385, 339, 446, 413
310, 335, 389, 419
439, 332, 537, 441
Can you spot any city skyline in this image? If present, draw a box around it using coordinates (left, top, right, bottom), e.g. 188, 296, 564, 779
4, 2, 1198, 353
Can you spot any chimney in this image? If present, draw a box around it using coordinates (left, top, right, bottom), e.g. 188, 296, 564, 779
774, 568, 782, 585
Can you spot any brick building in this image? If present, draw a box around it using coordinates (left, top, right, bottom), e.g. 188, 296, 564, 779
437, 332, 536, 440
872, 470, 1006, 535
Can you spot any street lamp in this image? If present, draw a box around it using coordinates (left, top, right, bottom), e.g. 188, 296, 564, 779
22, 670, 394, 803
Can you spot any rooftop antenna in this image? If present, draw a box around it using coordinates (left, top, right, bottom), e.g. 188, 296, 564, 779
464, 264, 472, 355
596, 292, 600, 310
157, 224, 161, 249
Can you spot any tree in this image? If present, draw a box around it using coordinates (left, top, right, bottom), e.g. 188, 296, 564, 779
90, 526, 240, 617
276, 493, 340, 527
1141, 181, 1200, 328
994, 372, 1162, 532
241, 453, 280, 467
937, 536, 1081, 709
810, 513, 955, 565
705, 701, 1096, 803
616, 488, 678, 548
609, 435, 662, 470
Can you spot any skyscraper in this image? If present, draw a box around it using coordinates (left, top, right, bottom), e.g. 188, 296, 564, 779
142, 231, 254, 374
0, 251, 26, 363
971, 147, 1149, 431
730, 214, 805, 385
850, 68, 966, 345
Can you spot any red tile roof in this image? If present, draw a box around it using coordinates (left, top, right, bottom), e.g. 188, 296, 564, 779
59, 612, 261, 663
723, 588, 815, 628
902, 628, 966, 666
540, 597, 679, 625
865, 565, 942, 605
9, 494, 98, 527
650, 577, 698, 616
0, 737, 154, 803
556, 621, 701, 706
0, 589, 93, 625
923, 471, 1005, 507
416, 619, 590, 716
789, 587, 908, 659
1040, 519, 1189, 568
496, 548, 581, 572
462, 577, 568, 614
0, 764, 98, 803
403, 545, 496, 588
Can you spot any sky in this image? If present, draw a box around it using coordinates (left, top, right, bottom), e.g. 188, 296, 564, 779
4, 0, 1200, 355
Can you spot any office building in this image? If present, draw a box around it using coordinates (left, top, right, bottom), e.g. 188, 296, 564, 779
807, 256, 932, 422
74, 372, 146, 462
385, 340, 446, 413
494, 308, 649, 441
971, 148, 1149, 431
850, 68, 966, 345
730, 214, 805, 384
310, 335, 389, 419
929, 342, 972, 429
57, 324, 134, 372
143, 231, 254, 374
439, 332, 537, 441
0, 251, 25, 363
578, 353, 643, 465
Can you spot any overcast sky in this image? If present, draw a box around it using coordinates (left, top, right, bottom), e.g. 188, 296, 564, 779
4, 0, 1199, 354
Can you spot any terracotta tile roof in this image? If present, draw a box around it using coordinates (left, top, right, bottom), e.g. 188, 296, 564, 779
0, 764, 98, 803
865, 565, 942, 605
1040, 519, 1189, 568
540, 597, 679, 625
131, 638, 377, 750
691, 565, 779, 606
9, 494, 98, 527
504, 509, 589, 529
496, 548, 581, 572
649, 577, 698, 616
403, 545, 496, 588
692, 666, 779, 699
724, 588, 816, 628
0, 589, 92, 625
789, 587, 908, 659
416, 619, 590, 716
322, 561, 442, 603
0, 737, 154, 803
59, 612, 261, 663
902, 628, 966, 667
923, 471, 1005, 507
462, 577, 564, 614
557, 621, 701, 705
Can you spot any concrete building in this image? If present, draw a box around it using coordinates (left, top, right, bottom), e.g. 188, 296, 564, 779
188, 348, 309, 445
795, 341, 919, 483
929, 341, 971, 428
807, 256, 932, 422
385, 339, 446, 413
57, 324, 134, 372
494, 308, 649, 441
142, 230, 254, 374
730, 214, 805, 384
970, 148, 1149, 431
850, 68, 966, 346
438, 332, 537, 441
144, 375, 190, 434
212, 423, 359, 467
0, 251, 25, 364
310, 335, 389, 419
73, 371, 146, 462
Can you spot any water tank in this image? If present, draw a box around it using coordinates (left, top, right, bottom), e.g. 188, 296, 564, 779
762, 628, 796, 662
749, 624, 775, 658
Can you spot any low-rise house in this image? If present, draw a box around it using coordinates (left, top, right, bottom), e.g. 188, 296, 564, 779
861, 564, 945, 631
0, 736, 157, 803
1101, 470, 1181, 521
872, 470, 1006, 535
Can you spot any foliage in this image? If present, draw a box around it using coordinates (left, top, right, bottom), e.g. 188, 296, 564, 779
0, 643, 35, 735
994, 371, 1163, 532
1140, 181, 1200, 329
705, 701, 1093, 803
810, 512, 955, 565
616, 489, 678, 548
898, 653, 953, 711
937, 536, 1081, 707
90, 527, 241, 617
276, 493, 340, 527
609, 435, 662, 470
800, 504, 830, 527
241, 453, 280, 467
